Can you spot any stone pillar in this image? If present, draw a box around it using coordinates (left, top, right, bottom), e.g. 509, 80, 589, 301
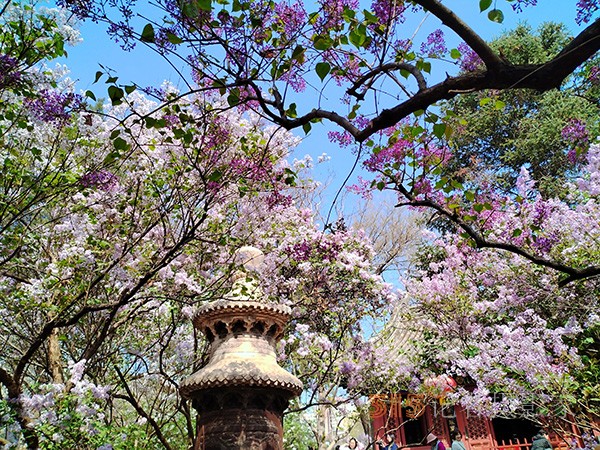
180, 248, 302, 450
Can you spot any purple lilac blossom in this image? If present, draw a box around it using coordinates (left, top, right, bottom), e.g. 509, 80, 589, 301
516, 167, 536, 198
510, 0, 538, 12
371, 0, 406, 24
317, 0, 359, 32
80, 170, 119, 191
346, 176, 374, 200
531, 234, 559, 254
363, 139, 409, 172
279, 68, 307, 92
26, 90, 82, 124
458, 42, 482, 72
0, 54, 22, 90
274, 0, 307, 37
576, 0, 599, 24
561, 119, 589, 150
56, 0, 94, 19
420, 29, 446, 58
328, 130, 354, 147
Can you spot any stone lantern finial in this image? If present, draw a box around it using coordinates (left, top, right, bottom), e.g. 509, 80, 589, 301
226, 246, 266, 302
179, 246, 302, 450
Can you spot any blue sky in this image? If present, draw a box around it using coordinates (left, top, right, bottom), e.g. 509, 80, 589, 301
58, 0, 593, 222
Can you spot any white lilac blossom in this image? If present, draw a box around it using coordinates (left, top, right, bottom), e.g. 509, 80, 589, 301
0, 11, 394, 445
399, 148, 600, 426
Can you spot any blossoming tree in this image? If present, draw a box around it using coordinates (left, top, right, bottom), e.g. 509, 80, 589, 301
54, 0, 600, 282
399, 147, 600, 439
0, 4, 396, 449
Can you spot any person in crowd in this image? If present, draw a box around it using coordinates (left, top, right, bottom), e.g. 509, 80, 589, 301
427, 432, 447, 450
451, 430, 467, 450
531, 430, 552, 450
349, 437, 362, 449
377, 432, 399, 450
341, 437, 363, 450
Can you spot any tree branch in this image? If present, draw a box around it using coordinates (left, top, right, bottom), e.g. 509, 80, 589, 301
114, 366, 174, 450
396, 198, 600, 286
265, 19, 600, 142
412, 0, 504, 70
347, 62, 428, 100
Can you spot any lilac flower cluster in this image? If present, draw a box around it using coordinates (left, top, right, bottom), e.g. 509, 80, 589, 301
510, 0, 538, 13
328, 130, 354, 147
80, 170, 119, 191
420, 29, 446, 58
346, 176, 374, 200
56, 0, 94, 19
561, 119, 589, 161
265, 190, 293, 209
229, 157, 273, 183
457, 42, 482, 72
289, 239, 342, 262
371, 0, 406, 25
531, 234, 559, 254
107, 21, 136, 51
576, 0, 599, 24
0, 54, 22, 90
317, 0, 359, 32
26, 90, 82, 124
274, 0, 307, 37
363, 139, 409, 172
279, 68, 307, 93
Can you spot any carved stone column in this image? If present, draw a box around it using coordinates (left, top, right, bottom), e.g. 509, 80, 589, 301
180, 248, 302, 450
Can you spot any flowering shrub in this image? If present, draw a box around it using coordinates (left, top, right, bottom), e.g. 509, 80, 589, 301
397, 146, 600, 434
0, 5, 395, 448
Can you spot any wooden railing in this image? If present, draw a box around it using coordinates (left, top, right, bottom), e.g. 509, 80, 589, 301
495, 437, 532, 450
493, 437, 569, 450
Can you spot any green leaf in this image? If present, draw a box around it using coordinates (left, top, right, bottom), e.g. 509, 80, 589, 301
494, 100, 506, 110
166, 32, 183, 44
433, 123, 446, 139
113, 137, 129, 151
465, 190, 475, 202
479, 97, 492, 106
450, 48, 461, 59
227, 89, 240, 107
85, 90, 96, 101
479, 0, 492, 12
291, 45, 305, 62
94, 71, 103, 83
512, 228, 523, 237
103, 151, 120, 164
124, 84, 136, 94
108, 86, 124, 105
315, 62, 330, 81
302, 122, 312, 134
488, 9, 504, 23
198, 0, 212, 12
313, 36, 333, 51
286, 103, 297, 118
208, 170, 222, 182
349, 26, 366, 48
141, 23, 155, 43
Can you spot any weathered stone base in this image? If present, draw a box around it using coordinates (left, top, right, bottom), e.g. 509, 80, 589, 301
192, 388, 291, 450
